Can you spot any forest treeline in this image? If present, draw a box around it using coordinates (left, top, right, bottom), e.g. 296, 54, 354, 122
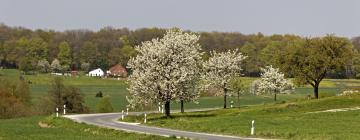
1, 23, 360, 78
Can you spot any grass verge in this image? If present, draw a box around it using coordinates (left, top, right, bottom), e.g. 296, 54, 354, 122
0, 115, 179, 140
122, 95, 360, 140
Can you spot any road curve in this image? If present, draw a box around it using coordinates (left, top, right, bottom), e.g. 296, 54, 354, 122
64, 110, 263, 140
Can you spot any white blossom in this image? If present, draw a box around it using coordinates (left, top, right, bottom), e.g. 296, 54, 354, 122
339, 90, 360, 96
256, 66, 294, 98
126, 29, 203, 111
202, 50, 247, 90
50, 59, 62, 73
202, 49, 247, 108
37, 59, 50, 73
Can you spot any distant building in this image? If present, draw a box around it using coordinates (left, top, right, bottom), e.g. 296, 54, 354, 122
107, 64, 128, 77
71, 71, 79, 77
88, 68, 104, 77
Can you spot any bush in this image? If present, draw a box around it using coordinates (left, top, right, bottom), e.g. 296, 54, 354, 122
96, 96, 114, 113
44, 77, 89, 114
0, 79, 31, 119
62, 86, 89, 113
95, 91, 103, 98
35, 96, 56, 115
37, 59, 50, 73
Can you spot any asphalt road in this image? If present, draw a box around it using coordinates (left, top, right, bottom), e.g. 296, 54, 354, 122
64, 109, 263, 140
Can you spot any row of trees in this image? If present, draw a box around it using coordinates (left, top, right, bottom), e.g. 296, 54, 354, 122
127, 29, 355, 117
126, 29, 255, 116
1, 23, 359, 77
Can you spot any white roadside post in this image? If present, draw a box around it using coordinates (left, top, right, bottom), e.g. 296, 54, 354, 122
251, 120, 255, 135
121, 110, 124, 120
63, 105, 66, 115
126, 108, 129, 115
144, 113, 147, 123
56, 107, 59, 117
158, 102, 161, 112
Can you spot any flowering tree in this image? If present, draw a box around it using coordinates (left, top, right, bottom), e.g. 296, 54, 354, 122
256, 65, 294, 101
127, 29, 203, 117
202, 50, 247, 108
37, 59, 50, 73
50, 59, 62, 73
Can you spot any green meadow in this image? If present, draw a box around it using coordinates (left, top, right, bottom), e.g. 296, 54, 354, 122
2, 69, 360, 140
0, 69, 358, 112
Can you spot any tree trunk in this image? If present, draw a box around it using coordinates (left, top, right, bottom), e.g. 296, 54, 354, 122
314, 83, 319, 99
224, 87, 227, 108
165, 101, 170, 117
180, 100, 184, 113
274, 93, 277, 101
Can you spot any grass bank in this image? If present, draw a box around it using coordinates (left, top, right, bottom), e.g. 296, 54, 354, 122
0, 115, 179, 140
123, 95, 360, 139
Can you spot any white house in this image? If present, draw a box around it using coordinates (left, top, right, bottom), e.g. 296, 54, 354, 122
88, 68, 104, 77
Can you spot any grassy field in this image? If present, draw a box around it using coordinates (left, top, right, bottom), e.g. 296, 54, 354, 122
0, 115, 179, 140
1, 69, 129, 112
0, 69, 359, 112
123, 95, 360, 140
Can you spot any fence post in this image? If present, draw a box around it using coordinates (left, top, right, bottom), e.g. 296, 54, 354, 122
144, 113, 147, 123
56, 107, 59, 117
121, 110, 124, 120
251, 120, 255, 135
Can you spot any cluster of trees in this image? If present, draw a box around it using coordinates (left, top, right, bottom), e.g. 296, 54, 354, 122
127, 29, 251, 116
2, 23, 360, 78
127, 29, 355, 117
38, 77, 89, 114
0, 76, 88, 119
0, 24, 152, 73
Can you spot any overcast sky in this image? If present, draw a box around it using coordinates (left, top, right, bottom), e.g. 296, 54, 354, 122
1, 0, 359, 37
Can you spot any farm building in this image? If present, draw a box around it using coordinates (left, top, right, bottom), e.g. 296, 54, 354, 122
107, 64, 128, 77
88, 68, 104, 77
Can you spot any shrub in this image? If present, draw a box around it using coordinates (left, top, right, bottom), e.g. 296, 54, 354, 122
37, 59, 50, 73
0, 79, 31, 119
35, 96, 57, 115
96, 96, 114, 113
44, 77, 89, 114
62, 86, 89, 113
95, 91, 103, 98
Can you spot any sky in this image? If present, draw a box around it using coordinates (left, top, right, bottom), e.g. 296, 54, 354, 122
1, 0, 360, 37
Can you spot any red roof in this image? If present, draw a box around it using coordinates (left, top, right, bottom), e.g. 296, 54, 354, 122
108, 64, 128, 77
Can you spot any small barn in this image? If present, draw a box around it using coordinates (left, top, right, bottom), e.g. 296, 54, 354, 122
107, 64, 128, 77
88, 68, 104, 77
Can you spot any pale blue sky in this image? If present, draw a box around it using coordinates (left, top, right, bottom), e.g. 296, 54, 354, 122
1, 0, 359, 37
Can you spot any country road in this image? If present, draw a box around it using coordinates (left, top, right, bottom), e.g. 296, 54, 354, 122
64, 109, 263, 140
